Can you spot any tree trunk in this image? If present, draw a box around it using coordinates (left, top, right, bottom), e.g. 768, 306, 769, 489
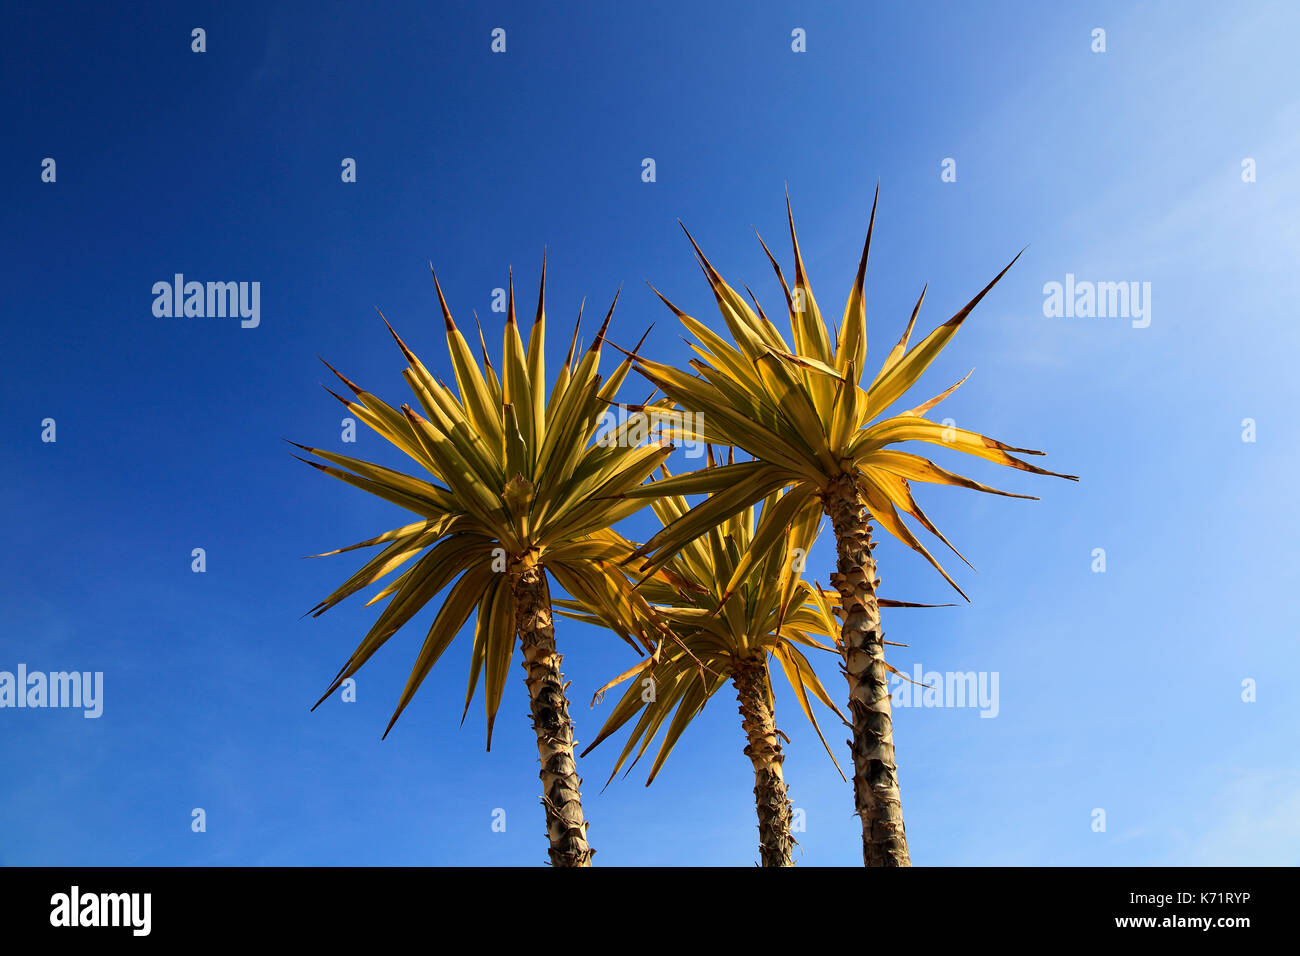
821, 473, 911, 867
732, 656, 795, 867
512, 560, 593, 867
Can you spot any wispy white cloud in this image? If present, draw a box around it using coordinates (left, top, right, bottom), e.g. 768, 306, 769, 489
1171, 769, 1300, 865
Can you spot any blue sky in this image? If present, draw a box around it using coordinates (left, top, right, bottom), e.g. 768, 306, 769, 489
2, 0, 1297, 866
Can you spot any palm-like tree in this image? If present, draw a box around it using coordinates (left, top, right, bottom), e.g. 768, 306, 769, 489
293, 259, 677, 866
618, 190, 1077, 866
559, 467, 846, 866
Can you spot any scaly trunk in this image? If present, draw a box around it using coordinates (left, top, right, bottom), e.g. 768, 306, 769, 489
732, 656, 795, 867
821, 472, 911, 867
511, 559, 593, 867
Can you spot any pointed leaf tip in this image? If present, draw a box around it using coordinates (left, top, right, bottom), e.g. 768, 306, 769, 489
376, 309, 420, 364
677, 222, 723, 285
429, 264, 456, 331
534, 249, 548, 325
317, 356, 364, 395
588, 287, 620, 351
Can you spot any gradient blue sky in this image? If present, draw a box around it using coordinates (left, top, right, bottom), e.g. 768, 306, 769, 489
2, 0, 1297, 866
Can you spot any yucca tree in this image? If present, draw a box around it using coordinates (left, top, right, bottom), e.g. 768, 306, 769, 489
617, 190, 1077, 866
292, 259, 679, 866
558, 467, 847, 866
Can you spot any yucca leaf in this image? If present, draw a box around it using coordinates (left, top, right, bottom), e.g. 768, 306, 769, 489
835, 183, 878, 376
866, 251, 1022, 418
382, 562, 496, 738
